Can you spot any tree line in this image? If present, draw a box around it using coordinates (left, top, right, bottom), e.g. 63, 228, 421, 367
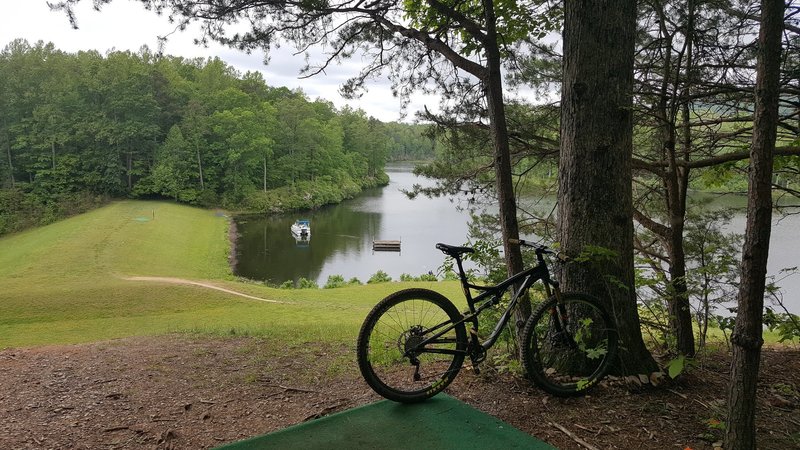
0, 39, 436, 235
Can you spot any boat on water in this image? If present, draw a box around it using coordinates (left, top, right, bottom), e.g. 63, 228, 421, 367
291, 219, 311, 237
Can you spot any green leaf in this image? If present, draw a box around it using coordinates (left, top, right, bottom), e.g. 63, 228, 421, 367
667, 355, 686, 379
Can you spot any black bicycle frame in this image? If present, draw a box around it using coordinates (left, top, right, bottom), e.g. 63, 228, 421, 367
410, 252, 557, 357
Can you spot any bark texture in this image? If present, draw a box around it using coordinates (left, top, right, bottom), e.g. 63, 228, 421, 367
558, 0, 658, 374
724, 0, 784, 447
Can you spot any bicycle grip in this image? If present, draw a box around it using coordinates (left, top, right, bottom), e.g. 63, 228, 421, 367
508, 238, 522, 245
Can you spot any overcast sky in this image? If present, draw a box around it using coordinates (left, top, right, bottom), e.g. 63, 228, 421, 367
0, 0, 441, 122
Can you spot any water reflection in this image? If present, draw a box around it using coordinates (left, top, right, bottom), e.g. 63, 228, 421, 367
234, 164, 476, 285
235, 198, 383, 285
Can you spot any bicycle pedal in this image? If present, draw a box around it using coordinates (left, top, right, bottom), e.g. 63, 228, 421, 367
468, 365, 481, 375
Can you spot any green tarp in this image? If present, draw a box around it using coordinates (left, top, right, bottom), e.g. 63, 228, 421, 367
216, 394, 555, 449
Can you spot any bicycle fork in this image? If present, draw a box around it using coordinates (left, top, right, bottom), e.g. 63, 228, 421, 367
545, 282, 582, 351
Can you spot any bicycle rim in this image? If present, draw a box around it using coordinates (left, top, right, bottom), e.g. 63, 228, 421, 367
522, 293, 618, 397
357, 289, 466, 403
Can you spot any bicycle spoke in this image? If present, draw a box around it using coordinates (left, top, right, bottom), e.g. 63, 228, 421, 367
357, 289, 467, 402
523, 293, 618, 396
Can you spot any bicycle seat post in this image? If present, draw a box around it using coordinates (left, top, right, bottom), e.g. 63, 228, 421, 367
435, 243, 475, 292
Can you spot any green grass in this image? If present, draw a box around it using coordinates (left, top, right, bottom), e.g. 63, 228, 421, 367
7, 200, 783, 351
0, 200, 462, 349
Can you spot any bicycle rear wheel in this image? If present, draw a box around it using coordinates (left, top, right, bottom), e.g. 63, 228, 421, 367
357, 288, 467, 403
522, 292, 618, 397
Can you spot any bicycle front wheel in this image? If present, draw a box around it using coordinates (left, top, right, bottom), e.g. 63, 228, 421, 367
522, 292, 618, 397
357, 288, 467, 403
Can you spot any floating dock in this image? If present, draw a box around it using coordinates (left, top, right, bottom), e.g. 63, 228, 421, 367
373, 240, 401, 252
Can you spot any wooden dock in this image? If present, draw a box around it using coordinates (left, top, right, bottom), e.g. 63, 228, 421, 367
373, 240, 401, 252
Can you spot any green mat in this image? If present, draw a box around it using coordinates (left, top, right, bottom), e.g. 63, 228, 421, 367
216, 394, 555, 449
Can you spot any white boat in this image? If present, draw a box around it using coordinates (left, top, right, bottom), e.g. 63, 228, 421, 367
291, 219, 311, 237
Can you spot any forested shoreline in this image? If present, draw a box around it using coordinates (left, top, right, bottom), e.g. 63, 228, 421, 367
0, 39, 436, 235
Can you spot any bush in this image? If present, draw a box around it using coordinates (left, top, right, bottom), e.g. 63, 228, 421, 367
399, 272, 439, 282
418, 272, 438, 281
442, 270, 460, 281
196, 189, 219, 208
297, 277, 319, 289
367, 270, 392, 284
324, 275, 347, 289
0, 188, 108, 236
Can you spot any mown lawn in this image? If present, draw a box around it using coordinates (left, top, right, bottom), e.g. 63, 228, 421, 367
0, 200, 461, 348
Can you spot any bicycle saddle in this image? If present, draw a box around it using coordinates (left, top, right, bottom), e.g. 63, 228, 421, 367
435, 243, 475, 257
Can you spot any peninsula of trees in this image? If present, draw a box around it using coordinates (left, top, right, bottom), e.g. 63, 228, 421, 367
0, 39, 436, 235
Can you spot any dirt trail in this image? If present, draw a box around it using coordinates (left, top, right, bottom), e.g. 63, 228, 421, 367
1, 335, 797, 450
123, 276, 284, 303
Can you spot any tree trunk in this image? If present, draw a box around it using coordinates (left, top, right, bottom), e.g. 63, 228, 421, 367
3, 117, 13, 188
724, 0, 783, 447
655, 18, 694, 357
5, 141, 13, 188
482, 0, 530, 335
672, 50, 697, 355
126, 150, 133, 191
665, 137, 695, 357
667, 226, 694, 356
558, 0, 658, 374
196, 145, 204, 190
263, 156, 267, 193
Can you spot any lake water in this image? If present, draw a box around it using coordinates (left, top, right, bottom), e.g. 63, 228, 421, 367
233, 164, 799, 313
234, 163, 477, 285
728, 213, 800, 314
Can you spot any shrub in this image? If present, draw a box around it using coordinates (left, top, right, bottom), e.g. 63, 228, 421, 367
368, 270, 392, 284
324, 275, 347, 289
297, 277, 319, 289
418, 272, 438, 281
442, 270, 460, 281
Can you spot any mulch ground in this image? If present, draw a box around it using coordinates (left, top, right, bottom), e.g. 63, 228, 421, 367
1, 334, 797, 449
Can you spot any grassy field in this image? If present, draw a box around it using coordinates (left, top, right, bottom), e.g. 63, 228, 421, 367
0, 200, 461, 348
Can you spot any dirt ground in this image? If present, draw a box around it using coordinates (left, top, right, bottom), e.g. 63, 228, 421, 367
1, 334, 797, 449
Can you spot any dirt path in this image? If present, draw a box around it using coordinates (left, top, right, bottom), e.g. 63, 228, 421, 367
1, 335, 797, 449
122, 276, 284, 304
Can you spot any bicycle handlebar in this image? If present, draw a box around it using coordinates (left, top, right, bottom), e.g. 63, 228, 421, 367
508, 238, 569, 262
508, 238, 549, 252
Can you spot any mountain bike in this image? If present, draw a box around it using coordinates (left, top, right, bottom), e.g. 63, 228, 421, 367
356, 239, 618, 403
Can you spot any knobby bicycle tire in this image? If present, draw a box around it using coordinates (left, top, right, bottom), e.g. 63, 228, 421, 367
356, 288, 468, 403
522, 292, 618, 397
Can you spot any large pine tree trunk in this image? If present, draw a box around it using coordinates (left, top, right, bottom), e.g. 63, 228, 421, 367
558, 0, 658, 374
724, 0, 783, 447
